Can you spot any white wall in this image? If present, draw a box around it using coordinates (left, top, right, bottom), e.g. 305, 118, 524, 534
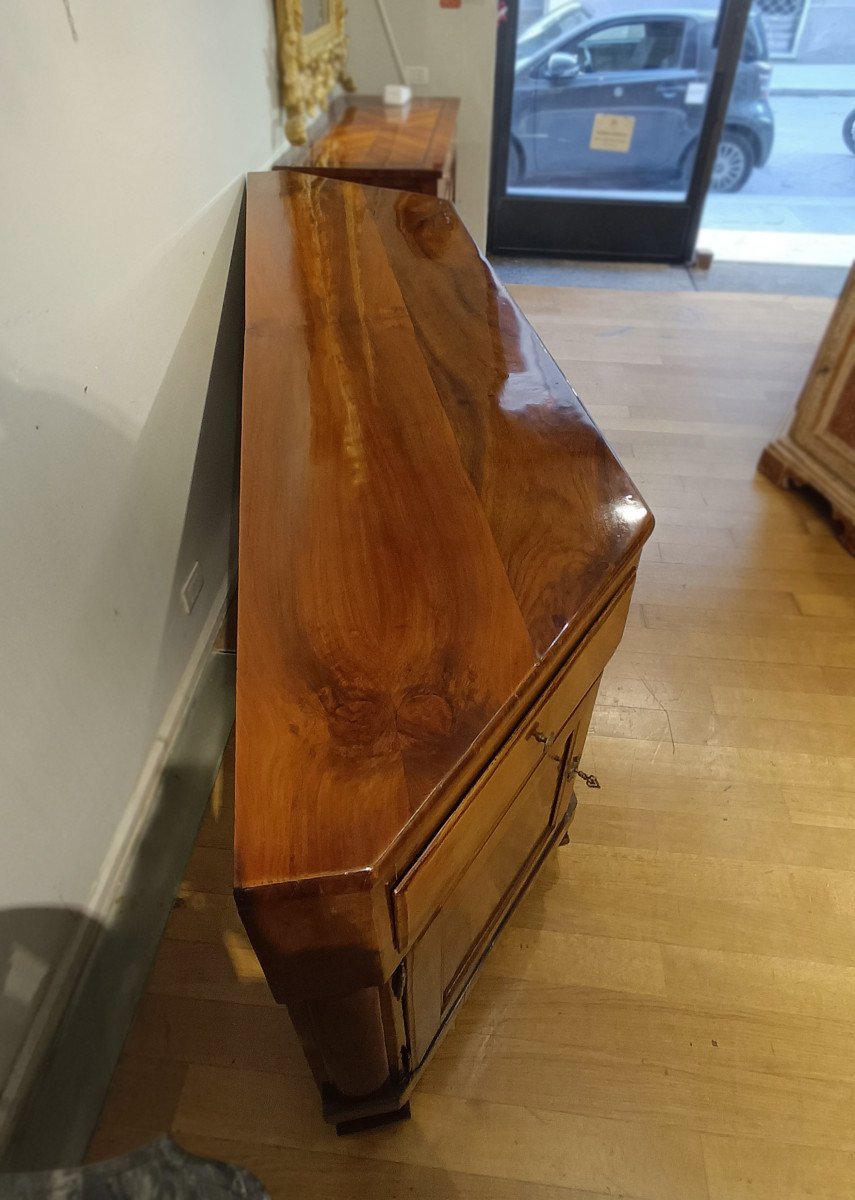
0, 0, 285, 1137
346, 0, 498, 247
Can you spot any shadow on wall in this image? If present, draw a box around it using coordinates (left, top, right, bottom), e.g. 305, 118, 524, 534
0, 906, 99, 1146
2, 652, 235, 1171
143, 190, 246, 738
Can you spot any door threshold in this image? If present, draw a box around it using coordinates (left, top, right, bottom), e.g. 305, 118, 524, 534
489, 254, 848, 298
697, 228, 855, 268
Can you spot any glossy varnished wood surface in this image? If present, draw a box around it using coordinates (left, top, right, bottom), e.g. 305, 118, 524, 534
362, 188, 650, 656
91, 284, 855, 1200
293, 95, 458, 176
236, 171, 651, 894
392, 584, 632, 953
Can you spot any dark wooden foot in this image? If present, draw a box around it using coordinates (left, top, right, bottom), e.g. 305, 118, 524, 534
759, 443, 855, 557
559, 831, 571, 846
336, 1101, 411, 1136
757, 444, 794, 491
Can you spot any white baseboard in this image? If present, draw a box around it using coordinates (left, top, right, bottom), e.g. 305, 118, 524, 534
88, 572, 230, 927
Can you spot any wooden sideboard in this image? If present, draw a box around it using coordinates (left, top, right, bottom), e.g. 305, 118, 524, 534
274, 94, 458, 198
759, 264, 855, 554
235, 170, 654, 1131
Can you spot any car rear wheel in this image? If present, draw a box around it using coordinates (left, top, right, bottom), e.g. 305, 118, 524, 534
711, 131, 754, 193
843, 110, 855, 155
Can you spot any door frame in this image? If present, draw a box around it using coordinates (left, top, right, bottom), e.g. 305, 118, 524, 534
488, 0, 754, 263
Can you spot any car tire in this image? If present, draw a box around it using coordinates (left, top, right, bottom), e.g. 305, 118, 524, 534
711, 131, 754, 193
843, 110, 855, 155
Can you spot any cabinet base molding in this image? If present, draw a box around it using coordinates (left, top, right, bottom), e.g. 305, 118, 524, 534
314, 797, 578, 1131
758, 263, 855, 558
758, 439, 855, 555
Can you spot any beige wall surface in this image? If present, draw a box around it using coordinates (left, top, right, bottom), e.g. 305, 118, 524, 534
0, 0, 285, 1137
346, 0, 498, 247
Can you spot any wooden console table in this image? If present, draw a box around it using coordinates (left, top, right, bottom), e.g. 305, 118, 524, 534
235, 171, 654, 1130
274, 94, 458, 198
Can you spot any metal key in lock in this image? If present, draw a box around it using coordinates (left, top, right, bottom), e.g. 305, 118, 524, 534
566, 756, 601, 788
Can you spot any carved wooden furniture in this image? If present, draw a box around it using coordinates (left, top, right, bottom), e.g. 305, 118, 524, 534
759, 264, 855, 554
272, 0, 354, 146
275, 95, 459, 199
235, 170, 654, 1130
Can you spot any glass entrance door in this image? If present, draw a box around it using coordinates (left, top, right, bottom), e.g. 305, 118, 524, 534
489, 0, 763, 262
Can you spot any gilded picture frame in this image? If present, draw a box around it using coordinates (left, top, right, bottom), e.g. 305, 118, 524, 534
273, 0, 355, 146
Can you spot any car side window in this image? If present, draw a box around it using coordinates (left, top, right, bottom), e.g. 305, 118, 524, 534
575, 19, 685, 73
741, 25, 760, 63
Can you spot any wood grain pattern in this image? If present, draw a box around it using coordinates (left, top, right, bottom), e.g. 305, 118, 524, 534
363, 187, 650, 659
238, 174, 535, 892
235, 173, 650, 1121
392, 583, 631, 953
237, 172, 650, 896
276, 96, 459, 197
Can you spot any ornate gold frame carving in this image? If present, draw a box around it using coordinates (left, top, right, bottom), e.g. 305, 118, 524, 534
274, 0, 355, 146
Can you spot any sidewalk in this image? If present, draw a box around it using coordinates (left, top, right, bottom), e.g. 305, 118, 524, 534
770, 63, 855, 96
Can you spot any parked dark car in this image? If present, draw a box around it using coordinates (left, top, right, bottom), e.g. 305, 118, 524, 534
511, 8, 774, 192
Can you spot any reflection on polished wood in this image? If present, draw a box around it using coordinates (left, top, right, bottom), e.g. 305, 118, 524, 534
90, 281, 855, 1200
235, 171, 651, 1124
276, 96, 459, 197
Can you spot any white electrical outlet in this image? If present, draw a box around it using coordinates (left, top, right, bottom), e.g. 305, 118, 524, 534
180, 561, 204, 615
404, 65, 430, 86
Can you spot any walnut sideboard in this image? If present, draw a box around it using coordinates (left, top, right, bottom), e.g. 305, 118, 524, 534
235, 171, 654, 1131
274, 94, 458, 199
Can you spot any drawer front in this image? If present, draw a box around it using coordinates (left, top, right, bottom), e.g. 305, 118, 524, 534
392, 581, 633, 951
405, 682, 600, 1067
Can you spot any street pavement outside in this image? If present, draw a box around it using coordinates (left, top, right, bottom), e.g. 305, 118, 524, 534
703, 94, 855, 234
700, 80, 855, 262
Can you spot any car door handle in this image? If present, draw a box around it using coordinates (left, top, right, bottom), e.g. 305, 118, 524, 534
656, 86, 682, 99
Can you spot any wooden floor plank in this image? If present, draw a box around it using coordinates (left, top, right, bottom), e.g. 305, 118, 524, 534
558, 840, 855, 913
571, 804, 855, 872
515, 873, 855, 967
447, 979, 855, 1085
159, 1135, 618, 1200
703, 1132, 855, 1200
662, 944, 855, 1023
423, 1027, 855, 1152
481, 927, 667, 996
172, 1069, 711, 1200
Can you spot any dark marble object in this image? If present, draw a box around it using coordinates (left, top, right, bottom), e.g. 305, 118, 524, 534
0, 1137, 269, 1200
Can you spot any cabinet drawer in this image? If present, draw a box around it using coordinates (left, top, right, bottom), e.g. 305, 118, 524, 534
405, 682, 600, 1066
437, 749, 566, 1005
392, 581, 633, 951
